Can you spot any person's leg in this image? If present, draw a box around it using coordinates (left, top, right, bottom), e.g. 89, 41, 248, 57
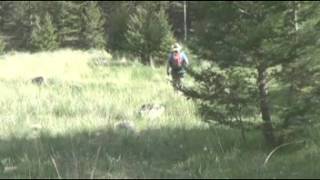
176, 71, 185, 89
176, 77, 182, 89
172, 76, 183, 92
171, 71, 179, 90
171, 70, 186, 90
171, 76, 178, 90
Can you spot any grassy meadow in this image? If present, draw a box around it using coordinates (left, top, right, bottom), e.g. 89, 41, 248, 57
0, 49, 320, 178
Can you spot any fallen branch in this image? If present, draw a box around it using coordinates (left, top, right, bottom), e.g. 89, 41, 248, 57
263, 140, 305, 167
50, 155, 62, 179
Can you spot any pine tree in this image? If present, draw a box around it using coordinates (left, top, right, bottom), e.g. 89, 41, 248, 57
277, 2, 320, 130
0, 34, 5, 54
30, 13, 58, 51
0, 2, 58, 51
80, 1, 106, 49
105, 2, 132, 52
56, 1, 82, 48
0, 2, 9, 51
0, 2, 37, 50
182, 2, 320, 146
17, 1, 40, 51
126, 2, 175, 65
0, 2, 17, 49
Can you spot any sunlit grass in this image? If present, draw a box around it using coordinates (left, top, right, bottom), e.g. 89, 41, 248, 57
0, 49, 319, 178
0, 49, 111, 82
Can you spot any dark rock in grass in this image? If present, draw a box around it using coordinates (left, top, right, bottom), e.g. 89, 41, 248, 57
138, 103, 165, 120
115, 121, 136, 133
31, 76, 46, 86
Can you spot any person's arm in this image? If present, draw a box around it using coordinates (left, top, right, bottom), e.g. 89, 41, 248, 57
182, 52, 189, 66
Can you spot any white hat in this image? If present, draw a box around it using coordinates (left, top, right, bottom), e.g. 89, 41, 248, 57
171, 43, 182, 52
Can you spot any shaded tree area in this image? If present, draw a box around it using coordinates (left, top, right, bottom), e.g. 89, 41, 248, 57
0, 1, 188, 65
181, 1, 320, 146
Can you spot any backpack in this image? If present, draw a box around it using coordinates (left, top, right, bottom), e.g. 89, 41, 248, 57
170, 52, 183, 70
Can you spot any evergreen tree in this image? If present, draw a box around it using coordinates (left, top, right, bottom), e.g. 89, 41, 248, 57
0, 2, 37, 50
276, 2, 320, 131
0, 2, 57, 51
0, 2, 16, 49
126, 2, 175, 65
104, 2, 132, 52
0, 2, 8, 32
30, 13, 58, 51
0, 2, 10, 50
167, 1, 189, 41
17, 1, 40, 51
80, 1, 106, 49
0, 34, 5, 54
56, 1, 82, 48
182, 2, 320, 146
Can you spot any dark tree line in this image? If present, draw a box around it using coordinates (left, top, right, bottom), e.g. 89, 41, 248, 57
0, 1, 190, 63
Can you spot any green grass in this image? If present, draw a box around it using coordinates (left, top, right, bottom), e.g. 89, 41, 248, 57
0, 50, 320, 178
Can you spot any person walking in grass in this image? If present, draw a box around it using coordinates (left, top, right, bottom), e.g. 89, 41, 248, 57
167, 43, 189, 90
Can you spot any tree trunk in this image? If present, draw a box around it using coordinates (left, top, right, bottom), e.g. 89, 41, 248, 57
149, 56, 155, 69
183, 1, 187, 42
286, 1, 300, 115
140, 53, 149, 65
294, 1, 300, 31
140, 53, 155, 68
257, 66, 276, 146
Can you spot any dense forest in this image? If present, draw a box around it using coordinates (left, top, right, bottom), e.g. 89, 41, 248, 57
0, 1, 189, 64
1, 1, 320, 147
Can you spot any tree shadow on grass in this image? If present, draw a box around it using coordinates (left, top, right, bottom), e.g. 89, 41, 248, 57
0, 125, 271, 179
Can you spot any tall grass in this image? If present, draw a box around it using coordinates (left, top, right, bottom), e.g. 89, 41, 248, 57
0, 49, 319, 178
